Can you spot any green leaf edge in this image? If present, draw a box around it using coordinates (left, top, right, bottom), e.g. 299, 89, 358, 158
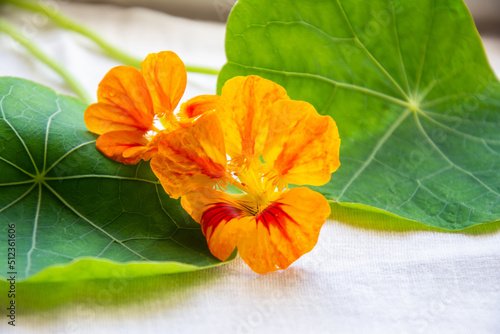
0, 253, 235, 283
330, 201, 500, 234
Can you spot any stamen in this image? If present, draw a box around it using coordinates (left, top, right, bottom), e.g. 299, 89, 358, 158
152, 117, 165, 131
144, 129, 157, 141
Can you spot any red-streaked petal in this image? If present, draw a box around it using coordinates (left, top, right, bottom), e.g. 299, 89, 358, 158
151, 112, 228, 199
263, 100, 341, 187
218, 75, 289, 162
179, 95, 221, 121
181, 188, 254, 261
141, 51, 187, 118
181, 187, 330, 273
237, 187, 330, 274
85, 66, 154, 135
95, 130, 149, 165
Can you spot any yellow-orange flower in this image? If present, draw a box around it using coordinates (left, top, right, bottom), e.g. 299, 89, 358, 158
84, 51, 190, 164
151, 75, 341, 274
85, 52, 341, 274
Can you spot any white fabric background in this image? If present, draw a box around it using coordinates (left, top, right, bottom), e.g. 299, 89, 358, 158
1, 2, 500, 334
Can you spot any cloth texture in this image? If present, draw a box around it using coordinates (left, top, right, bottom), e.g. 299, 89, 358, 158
1, 2, 500, 334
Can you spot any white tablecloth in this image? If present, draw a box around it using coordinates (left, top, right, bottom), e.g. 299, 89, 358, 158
1, 2, 500, 334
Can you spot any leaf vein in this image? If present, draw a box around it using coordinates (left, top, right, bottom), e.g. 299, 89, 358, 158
25, 184, 42, 276
155, 184, 180, 227
0, 183, 36, 213
418, 109, 500, 146
226, 61, 410, 108
44, 174, 160, 184
0, 156, 35, 178
44, 140, 96, 175
335, 0, 409, 99
390, 2, 411, 95
337, 108, 412, 199
43, 182, 150, 261
0, 85, 40, 175
414, 113, 500, 197
43, 97, 62, 171
414, 0, 435, 97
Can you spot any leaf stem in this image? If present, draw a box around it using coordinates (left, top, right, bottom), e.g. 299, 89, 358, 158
3, 0, 220, 75
184, 65, 220, 76
0, 19, 92, 104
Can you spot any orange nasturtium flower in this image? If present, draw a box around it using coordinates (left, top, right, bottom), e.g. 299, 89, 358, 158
84, 51, 191, 164
150, 75, 341, 274
85, 51, 340, 274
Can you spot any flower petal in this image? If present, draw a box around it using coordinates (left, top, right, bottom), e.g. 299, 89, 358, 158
263, 100, 341, 187
151, 112, 228, 199
218, 75, 289, 162
237, 187, 330, 274
141, 51, 187, 118
179, 95, 220, 121
95, 130, 150, 165
85, 66, 154, 135
182, 187, 330, 273
181, 188, 251, 261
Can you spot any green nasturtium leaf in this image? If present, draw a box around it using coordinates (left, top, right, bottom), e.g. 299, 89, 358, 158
218, 0, 500, 230
0, 77, 227, 282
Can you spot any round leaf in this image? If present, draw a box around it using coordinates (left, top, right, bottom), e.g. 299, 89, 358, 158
218, 0, 500, 230
0, 77, 227, 282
